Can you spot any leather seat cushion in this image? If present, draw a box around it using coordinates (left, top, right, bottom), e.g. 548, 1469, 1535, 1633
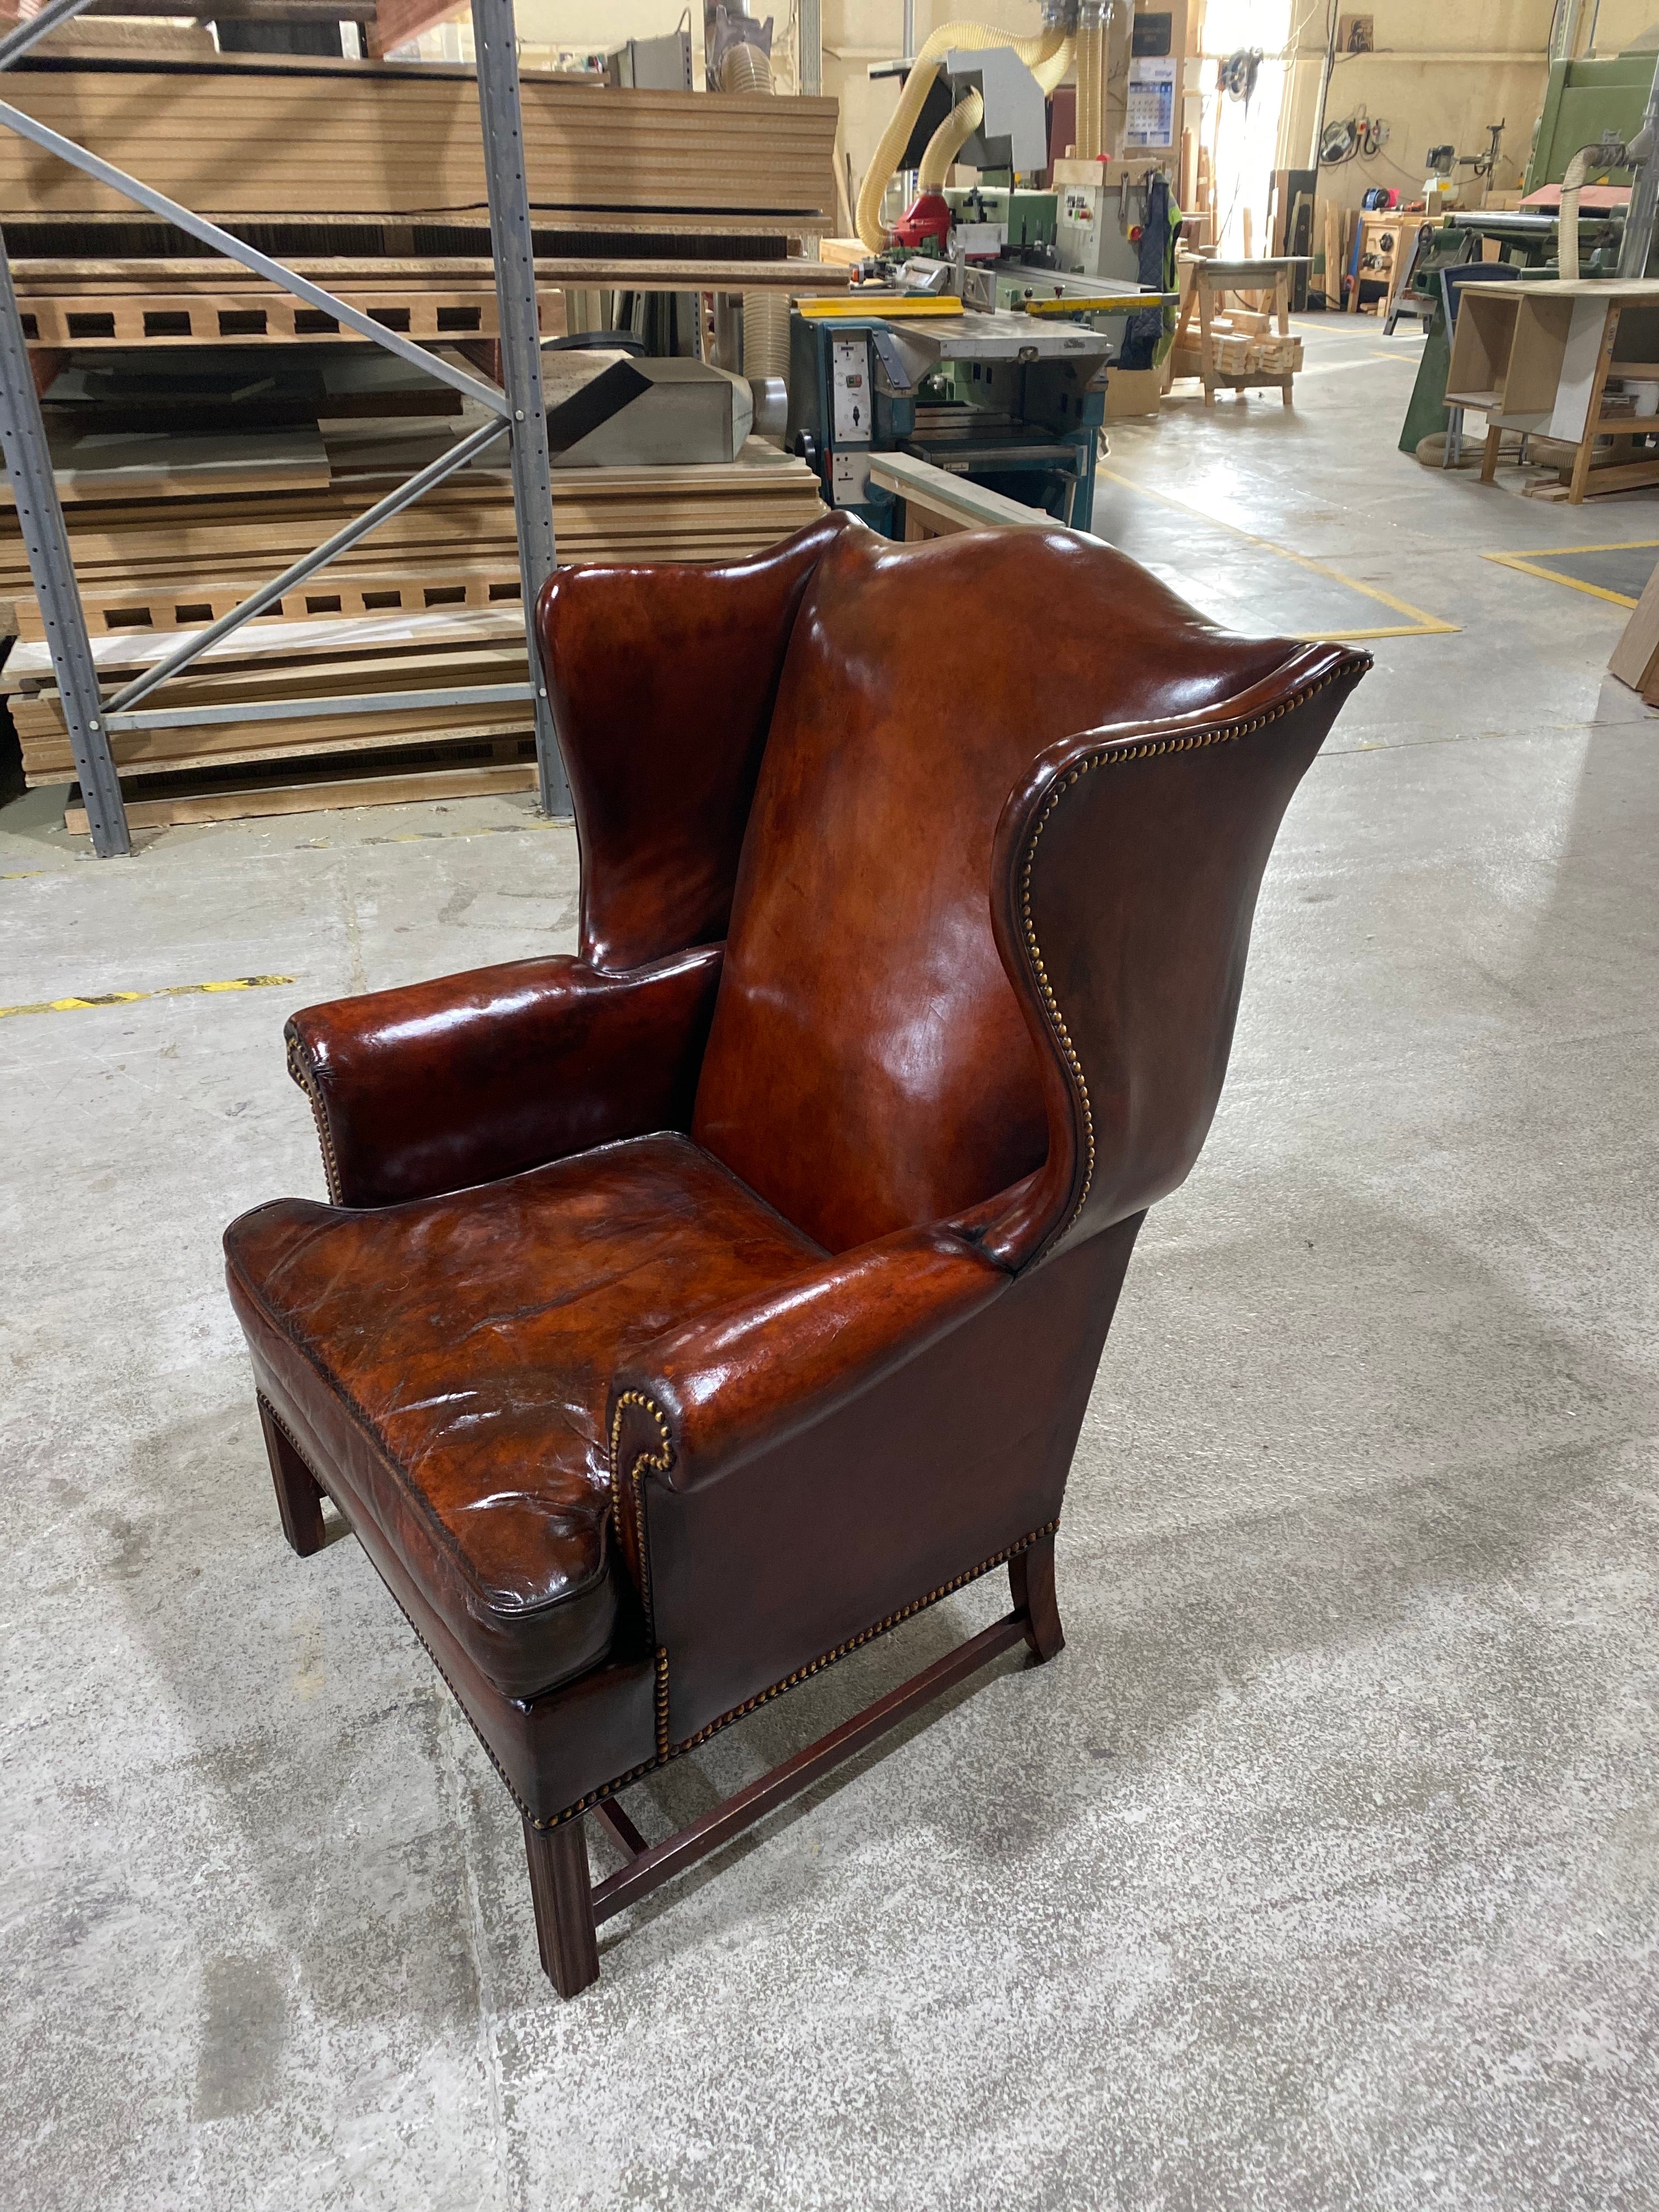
224, 1133, 825, 1700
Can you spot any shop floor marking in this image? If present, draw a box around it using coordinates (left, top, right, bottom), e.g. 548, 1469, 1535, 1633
1, 973, 295, 1022
1094, 469, 1462, 640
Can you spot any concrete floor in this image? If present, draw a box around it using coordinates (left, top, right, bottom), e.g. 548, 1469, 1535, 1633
3, 314, 1658, 2210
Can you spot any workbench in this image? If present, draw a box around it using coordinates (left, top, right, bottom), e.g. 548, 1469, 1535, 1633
1164, 257, 1306, 405
1446, 276, 1659, 503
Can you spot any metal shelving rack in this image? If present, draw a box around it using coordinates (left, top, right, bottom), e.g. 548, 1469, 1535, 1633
0, 0, 565, 857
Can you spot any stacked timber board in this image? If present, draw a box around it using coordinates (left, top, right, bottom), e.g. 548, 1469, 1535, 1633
0, 443, 826, 640
0, 58, 839, 825
0, 57, 840, 231
0, 444, 826, 820
3, 607, 541, 828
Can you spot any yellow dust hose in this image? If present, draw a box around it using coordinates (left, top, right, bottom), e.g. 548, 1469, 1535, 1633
856, 21, 1075, 252
918, 89, 984, 193
718, 40, 792, 398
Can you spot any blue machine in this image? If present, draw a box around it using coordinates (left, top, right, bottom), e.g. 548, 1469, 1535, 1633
787, 304, 1111, 538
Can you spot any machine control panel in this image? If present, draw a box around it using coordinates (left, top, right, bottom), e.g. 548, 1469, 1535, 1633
830, 334, 872, 444
830, 449, 873, 507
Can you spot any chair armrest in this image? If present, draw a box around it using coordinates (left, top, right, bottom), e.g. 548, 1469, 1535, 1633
284, 944, 722, 1209
606, 1226, 1008, 1588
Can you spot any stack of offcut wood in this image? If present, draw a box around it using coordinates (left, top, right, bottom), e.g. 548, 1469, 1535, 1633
1211, 329, 1303, 377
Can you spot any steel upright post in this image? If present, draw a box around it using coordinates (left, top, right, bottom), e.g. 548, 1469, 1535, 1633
471, 0, 568, 815
0, 234, 129, 856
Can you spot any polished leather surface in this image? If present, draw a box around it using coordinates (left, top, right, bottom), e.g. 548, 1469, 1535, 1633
249, 1359, 661, 1824
691, 525, 1310, 1256
609, 1222, 1008, 1606
614, 1223, 1006, 1492
225, 1133, 825, 1699
285, 946, 721, 1211
642, 1216, 1144, 1741
538, 514, 853, 974
981, 648, 1370, 1268
227, 514, 1371, 1830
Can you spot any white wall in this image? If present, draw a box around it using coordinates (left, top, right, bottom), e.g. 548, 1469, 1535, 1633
1278, 0, 1659, 216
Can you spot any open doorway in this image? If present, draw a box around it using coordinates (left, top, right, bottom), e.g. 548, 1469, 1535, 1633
1198, 0, 1295, 257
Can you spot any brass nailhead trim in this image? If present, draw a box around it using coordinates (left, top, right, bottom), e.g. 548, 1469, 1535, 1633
263, 1385, 1054, 1836
1019, 667, 1355, 1239
653, 1646, 671, 1763
608, 1389, 672, 1639
284, 1032, 343, 1206
671, 1518, 1058, 1752
257, 1389, 320, 1487
537, 1518, 1059, 1826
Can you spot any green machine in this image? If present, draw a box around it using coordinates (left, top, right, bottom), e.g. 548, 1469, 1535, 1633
1526, 50, 1657, 188
940, 185, 1058, 258
1397, 41, 1659, 455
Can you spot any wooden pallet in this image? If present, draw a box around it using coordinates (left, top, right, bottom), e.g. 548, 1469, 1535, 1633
19, 563, 523, 639
62, 735, 540, 833
9, 253, 849, 347
18, 284, 522, 348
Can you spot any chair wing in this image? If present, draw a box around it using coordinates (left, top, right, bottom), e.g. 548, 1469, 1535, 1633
537, 512, 853, 974
979, 644, 1371, 1269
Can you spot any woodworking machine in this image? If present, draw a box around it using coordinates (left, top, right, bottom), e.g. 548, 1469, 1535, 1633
787, 301, 1111, 534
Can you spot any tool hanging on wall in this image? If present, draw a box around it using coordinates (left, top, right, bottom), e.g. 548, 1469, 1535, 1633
1322, 111, 1390, 165
1217, 49, 1260, 103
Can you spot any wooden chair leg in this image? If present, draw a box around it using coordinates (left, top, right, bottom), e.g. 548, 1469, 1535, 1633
257, 1396, 326, 1557
1009, 1532, 1065, 1663
524, 1814, 600, 1999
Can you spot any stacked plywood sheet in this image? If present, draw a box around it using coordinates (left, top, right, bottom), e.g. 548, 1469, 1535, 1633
0, 442, 826, 640
0, 443, 826, 821
0, 55, 839, 826
0, 58, 840, 232
2, 606, 538, 826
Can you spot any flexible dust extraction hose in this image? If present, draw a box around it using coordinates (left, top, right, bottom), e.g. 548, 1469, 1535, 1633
1558, 144, 1598, 281
1558, 130, 1655, 279
855, 19, 1075, 251
718, 39, 791, 406
918, 88, 984, 192
1082, 0, 1120, 162
1074, 1, 1104, 161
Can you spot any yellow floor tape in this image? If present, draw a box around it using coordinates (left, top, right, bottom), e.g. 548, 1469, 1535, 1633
0, 973, 295, 1022
1481, 541, 1659, 610
1095, 467, 1462, 640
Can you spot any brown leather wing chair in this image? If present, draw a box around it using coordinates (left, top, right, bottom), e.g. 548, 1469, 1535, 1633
225, 515, 1368, 1999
